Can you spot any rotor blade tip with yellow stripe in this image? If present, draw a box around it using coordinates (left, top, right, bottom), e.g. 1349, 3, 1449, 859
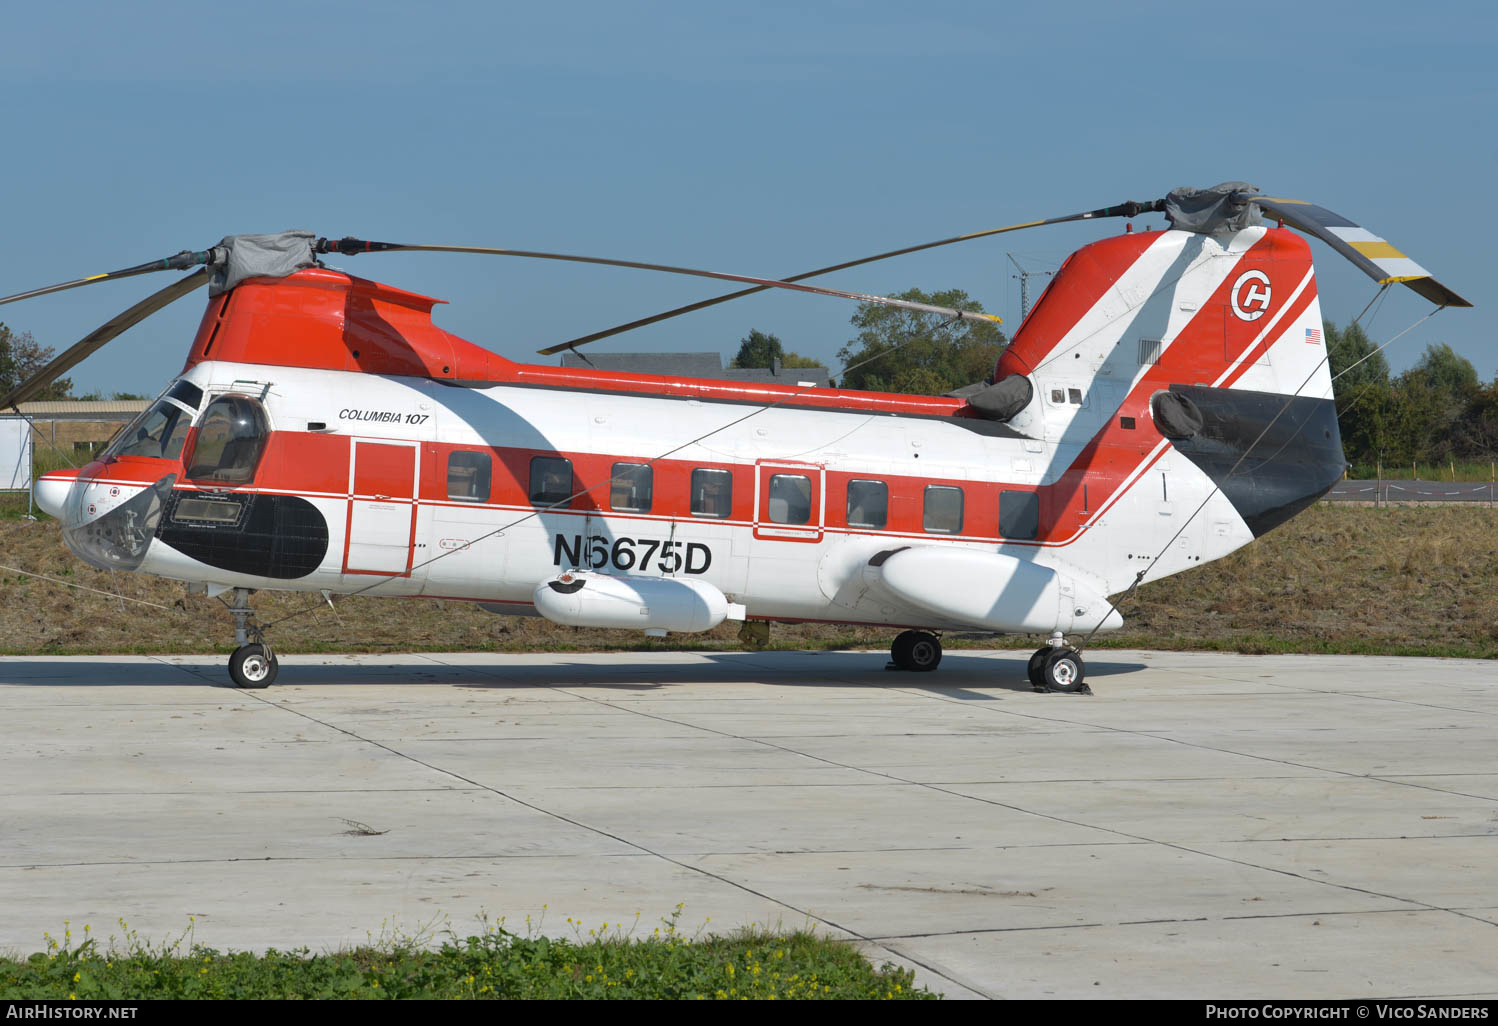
1256, 197, 1471, 308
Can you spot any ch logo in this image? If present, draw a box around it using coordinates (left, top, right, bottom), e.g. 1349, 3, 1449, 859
1230, 270, 1272, 321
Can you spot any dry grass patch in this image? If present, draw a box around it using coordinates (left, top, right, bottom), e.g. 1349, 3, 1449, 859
0, 504, 1493, 659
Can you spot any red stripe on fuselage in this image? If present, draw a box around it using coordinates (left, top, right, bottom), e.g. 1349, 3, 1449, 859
996, 230, 1159, 377
1029, 231, 1320, 543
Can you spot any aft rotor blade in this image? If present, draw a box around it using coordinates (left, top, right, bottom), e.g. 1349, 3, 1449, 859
524, 199, 1162, 354
0, 267, 211, 410
317, 238, 1003, 327
1255, 197, 1471, 308
0, 249, 214, 309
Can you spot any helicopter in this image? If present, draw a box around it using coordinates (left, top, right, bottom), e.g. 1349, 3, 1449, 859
2, 182, 1469, 692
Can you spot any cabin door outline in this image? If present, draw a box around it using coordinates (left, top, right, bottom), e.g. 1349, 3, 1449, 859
752, 459, 825, 543
344, 438, 420, 575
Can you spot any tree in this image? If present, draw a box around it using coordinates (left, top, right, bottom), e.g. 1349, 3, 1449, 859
729, 329, 821, 370
1327, 325, 1487, 467
1336, 342, 1488, 467
1395, 344, 1480, 461
0, 322, 72, 401
1325, 319, 1388, 395
1408, 342, 1478, 396
1450, 381, 1498, 461
836, 288, 1006, 395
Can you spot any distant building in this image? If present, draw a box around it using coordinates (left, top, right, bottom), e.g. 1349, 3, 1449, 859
559, 352, 832, 387
7, 399, 148, 458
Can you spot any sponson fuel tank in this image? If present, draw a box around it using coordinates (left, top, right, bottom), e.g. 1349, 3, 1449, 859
533, 571, 747, 634
867, 547, 1123, 634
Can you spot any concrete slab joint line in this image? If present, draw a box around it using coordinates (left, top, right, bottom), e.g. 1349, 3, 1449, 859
2, 649, 1498, 1000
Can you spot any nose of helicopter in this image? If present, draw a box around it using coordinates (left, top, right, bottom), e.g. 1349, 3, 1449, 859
33, 471, 76, 520
37, 470, 177, 571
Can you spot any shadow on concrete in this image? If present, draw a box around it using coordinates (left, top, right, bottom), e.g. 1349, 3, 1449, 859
0, 650, 1150, 691
890, 654, 1150, 699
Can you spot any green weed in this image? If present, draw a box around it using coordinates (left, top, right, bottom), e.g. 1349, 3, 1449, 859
0, 911, 934, 1000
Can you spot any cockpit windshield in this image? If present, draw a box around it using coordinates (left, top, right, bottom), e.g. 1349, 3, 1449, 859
108, 401, 192, 460
104, 379, 204, 461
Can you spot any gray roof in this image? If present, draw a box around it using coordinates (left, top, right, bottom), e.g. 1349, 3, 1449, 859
10, 400, 149, 416
560, 352, 832, 386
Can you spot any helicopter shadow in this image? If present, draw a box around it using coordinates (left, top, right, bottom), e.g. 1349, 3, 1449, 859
0, 650, 1148, 691
433, 649, 1152, 696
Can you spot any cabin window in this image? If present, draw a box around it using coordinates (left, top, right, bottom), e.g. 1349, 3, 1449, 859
923, 485, 964, 534
1068, 387, 1084, 405
610, 462, 652, 513
846, 479, 888, 529
529, 456, 574, 508
999, 490, 1039, 540
447, 451, 491, 502
767, 474, 812, 525
183, 395, 269, 483
690, 468, 733, 519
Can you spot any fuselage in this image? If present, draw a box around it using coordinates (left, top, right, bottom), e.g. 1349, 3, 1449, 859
35, 224, 1347, 637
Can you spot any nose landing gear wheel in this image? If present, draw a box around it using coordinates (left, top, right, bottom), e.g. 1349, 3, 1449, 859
229, 643, 278, 690
890, 630, 942, 672
1041, 648, 1087, 694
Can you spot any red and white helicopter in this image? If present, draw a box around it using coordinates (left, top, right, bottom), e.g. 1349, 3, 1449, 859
4, 183, 1468, 692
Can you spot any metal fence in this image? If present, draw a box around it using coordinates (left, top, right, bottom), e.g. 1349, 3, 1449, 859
1326, 480, 1498, 504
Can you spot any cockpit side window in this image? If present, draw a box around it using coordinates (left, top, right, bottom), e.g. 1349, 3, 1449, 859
184, 395, 270, 484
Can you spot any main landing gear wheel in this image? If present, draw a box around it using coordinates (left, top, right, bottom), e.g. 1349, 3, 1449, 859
229, 643, 278, 690
1040, 648, 1087, 694
890, 630, 943, 672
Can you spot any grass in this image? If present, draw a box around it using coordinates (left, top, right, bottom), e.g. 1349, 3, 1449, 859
0, 914, 934, 1001
0, 503, 1494, 659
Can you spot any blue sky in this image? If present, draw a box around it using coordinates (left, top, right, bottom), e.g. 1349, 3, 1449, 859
3, 0, 1493, 394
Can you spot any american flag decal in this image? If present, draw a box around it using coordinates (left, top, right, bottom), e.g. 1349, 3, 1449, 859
1305, 327, 1322, 344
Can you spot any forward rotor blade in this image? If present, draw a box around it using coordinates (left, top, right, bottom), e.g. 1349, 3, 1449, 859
318, 238, 1004, 328
0, 249, 214, 309
526, 199, 1163, 355
0, 267, 211, 410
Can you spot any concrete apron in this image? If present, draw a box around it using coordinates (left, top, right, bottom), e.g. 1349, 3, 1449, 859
1, 649, 1496, 1000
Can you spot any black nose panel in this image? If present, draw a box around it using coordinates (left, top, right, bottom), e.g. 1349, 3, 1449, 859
156, 491, 329, 579
1162, 384, 1345, 538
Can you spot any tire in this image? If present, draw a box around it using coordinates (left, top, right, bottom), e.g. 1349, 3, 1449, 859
229, 643, 278, 689
891, 630, 942, 672
1042, 648, 1086, 693
1027, 647, 1050, 687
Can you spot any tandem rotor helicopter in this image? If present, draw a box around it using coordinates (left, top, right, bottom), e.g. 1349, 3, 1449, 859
1, 183, 1469, 692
